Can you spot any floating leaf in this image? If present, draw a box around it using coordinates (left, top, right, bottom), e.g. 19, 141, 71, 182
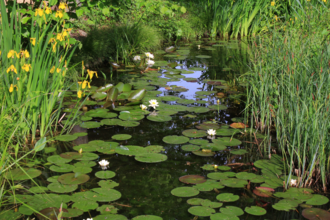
112, 134, 132, 140
47, 155, 72, 164
182, 129, 207, 138
201, 164, 216, 171
253, 187, 275, 198
244, 206, 266, 216
212, 137, 242, 146
55, 134, 78, 142
189, 139, 209, 145
179, 175, 206, 184
192, 150, 215, 157
147, 114, 172, 122
5, 168, 42, 180
72, 200, 98, 212
116, 145, 147, 156
58, 173, 90, 185
145, 145, 164, 153
210, 213, 239, 220
50, 164, 74, 173
182, 145, 200, 151
60, 152, 82, 160
76, 152, 99, 161
101, 119, 122, 126
72, 166, 92, 174
187, 198, 204, 206
128, 89, 146, 101
84, 188, 121, 202
216, 193, 239, 202
236, 172, 257, 180
171, 187, 199, 197
97, 205, 118, 215
132, 215, 163, 220
220, 206, 244, 216
98, 180, 119, 189
135, 153, 168, 163
221, 178, 248, 188
47, 182, 78, 193
188, 206, 215, 217
230, 122, 248, 129
163, 135, 189, 144
306, 194, 329, 206
194, 181, 224, 191
95, 171, 116, 179
215, 129, 239, 136
62, 208, 84, 218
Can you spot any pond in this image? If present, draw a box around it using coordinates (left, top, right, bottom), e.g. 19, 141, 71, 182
3, 40, 330, 220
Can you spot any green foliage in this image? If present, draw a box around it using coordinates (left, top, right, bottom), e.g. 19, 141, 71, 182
244, 4, 330, 191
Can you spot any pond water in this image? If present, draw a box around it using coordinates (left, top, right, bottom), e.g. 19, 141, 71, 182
3, 41, 330, 220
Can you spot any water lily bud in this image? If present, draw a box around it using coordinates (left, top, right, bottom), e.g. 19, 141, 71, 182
214, 165, 218, 169
197, 45, 201, 49
79, 148, 82, 154
217, 99, 220, 104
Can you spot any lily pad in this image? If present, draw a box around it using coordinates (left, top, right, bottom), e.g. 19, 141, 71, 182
253, 187, 275, 197
72, 166, 93, 174
117, 121, 140, 127
244, 206, 266, 216
101, 119, 123, 126
163, 135, 189, 144
116, 145, 147, 156
60, 152, 82, 160
135, 153, 168, 163
62, 208, 84, 218
230, 122, 248, 129
119, 114, 144, 121
98, 180, 119, 189
47, 182, 78, 193
194, 181, 224, 191
220, 206, 244, 216
187, 198, 204, 205
201, 164, 217, 171
196, 123, 220, 130
84, 189, 121, 202
147, 114, 172, 122
189, 107, 209, 113
55, 134, 78, 142
236, 172, 257, 180
95, 171, 116, 179
76, 152, 99, 161
215, 129, 239, 136
74, 161, 97, 168
179, 175, 206, 184
97, 205, 118, 215
132, 215, 163, 220
306, 194, 329, 206
189, 139, 209, 145
112, 134, 132, 140
302, 208, 330, 220
161, 95, 181, 101
47, 155, 72, 164
5, 168, 42, 180
192, 150, 215, 157
58, 173, 90, 185
210, 213, 239, 220
272, 199, 299, 211
221, 178, 248, 188
200, 143, 226, 151
212, 137, 242, 146
216, 193, 239, 202
189, 67, 205, 71
72, 200, 98, 212
177, 99, 195, 105
94, 214, 128, 220
182, 145, 200, 151
171, 187, 199, 197
50, 164, 74, 173
182, 129, 207, 138
79, 121, 101, 129
188, 206, 216, 217
145, 145, 164, 153
195, 91, 216, 96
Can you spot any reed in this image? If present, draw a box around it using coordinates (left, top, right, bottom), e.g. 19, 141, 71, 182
245, 3, 330, 191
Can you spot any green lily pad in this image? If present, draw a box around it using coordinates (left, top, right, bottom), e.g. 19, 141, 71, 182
182, 129, 207, 138
145, 145, 164, 153
212, 137, 242, 146
216, 193, 239, 202
203, 201, 223, 208
97, 205, 118, 215
28, 186, 48, 193
74, 161, 97, 168
221, 178, 248, 188
195, 91, 216, 96
189, 67, 205, 71
196, 123, 220, 130
272, 199, 299, 211
58, 173, 90, 185
132, 215, 163, 220
62, 208, 84, 218
200, 143, 226, 151
236, 172, 257, 180
5, 168, 42, 180
73, 144, 95, 152
192, 150, 215, 157
210, 213, 239, 220
112, 134, 132, 140
161, 95, 181, 101
98, 180, 119, 189
47, 155, 72, 164
208, 105, 228, 110
47, 182, 78, 193
44, 147, 56, 154
189, 139, 209, 145
79, 121, 102, 129
306, 194, 329, 206
60, 152, 82, 160
188, 206, 215, 217
157, 110, 178, 116
135, 153, 167, 163
220, 206, 244, 216
302, 208, 330, 220
94, 214, 128, 220
119, 114, 144, 121
84, 189, 121, 202
72, 166, 93, 174
73, 132, 88, 137
0, 210, 22, 220
163, 135, 189, 144
91, 92, 107, 100
47, 176, 60, 183
55, 134, 78, 142
189, 107, 209, 113
171, 187, 199, 197
147, 114, 172, 122
208, 172, 235, 180
230, 149, 248, 155
177, 99, 195, 105
72, 200, 99, 212
215, 129, 240, 136
187, 198, 204, 205
244, 206, 266, 216
116, 145, 147, 156
101, 119, 123, 126
76, 152, 99, 160
194, 181, 224, 191
95, 171, 116, 179
179, 175, 206, 184
182, 145, 200, 151
201, 164, 217, 171
50, 164, 74, 173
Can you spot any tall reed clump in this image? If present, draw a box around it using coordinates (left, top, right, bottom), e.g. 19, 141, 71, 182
245, 4, 330, 191
0, 0, 78, 144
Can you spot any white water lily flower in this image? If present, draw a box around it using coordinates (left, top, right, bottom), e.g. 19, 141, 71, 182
290, 179, 297, 186
140, 104, 147, 110
149, 99, 159, 109
133, 55, 141, 62
99, 159, 109, 168
207, 129, 216, 136
146, 59, 155, 67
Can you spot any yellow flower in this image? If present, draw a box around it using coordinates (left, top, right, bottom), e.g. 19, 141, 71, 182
82, 80, 91, 89
78, 81, 82, 86
50, 66, 55, 73
56, 33, 65, 41
77, 90, 82, 98
48, 38, 56, 44
9, 84, 18, 93
323, 0, 327, 3
22, 64, 32, 72
7, 65, 17, 74
55, 10, 63, 19
79, 148, 83, 154
59, 2, 68, 10
62, 30, 68, 37
52, 42, 57, 52
82, 61, 85, 70
87, 69, 98, 80
20, 50, 30, 58
30, 38, 36, 46
274, 15, 278, 21
0, 50, 1, 56
35, 8, 44, 17
45, 7, 52, 14
7, 50, 19, 59
271, 1, 275, 6
57, 68, 61, 73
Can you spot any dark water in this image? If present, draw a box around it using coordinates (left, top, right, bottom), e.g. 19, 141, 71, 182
16, 41, 329, 220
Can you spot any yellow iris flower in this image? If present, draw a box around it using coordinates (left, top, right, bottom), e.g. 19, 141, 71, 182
55, 10, 63, 19
35, 8, 44, 17
56, 33, 65, 41
271, 1, 275, 6
7, 65, 17, 74
57, 68, 61, 73
77, 90, 82, 98
45, 7, 52, 14
82, 80, 91, 89
52, 42, 57, 52
87, 69, 98, 80
49, 38, 56, 44
30, 38, 36, 46
59, 2, 68, 10
50, 66, 55, 73
7, 50, 19, 59
22, 64, 32, 72
9, 84, 18, 93
20, 50, 30, 58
